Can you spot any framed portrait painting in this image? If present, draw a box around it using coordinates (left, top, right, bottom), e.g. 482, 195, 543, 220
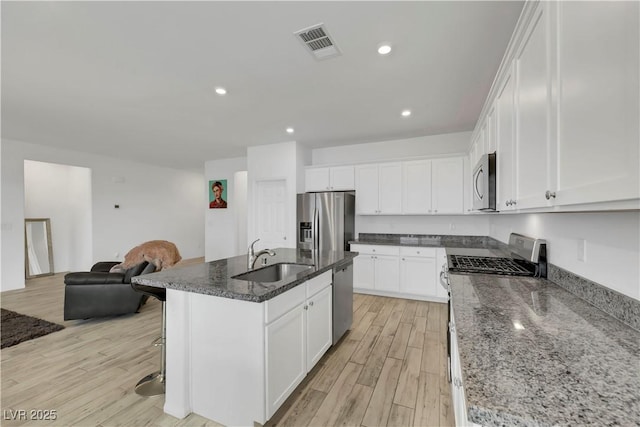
209, 179, 228, 209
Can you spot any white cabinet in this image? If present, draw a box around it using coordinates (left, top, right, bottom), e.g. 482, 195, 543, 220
352, 244, 400, 292
432, 157, 464, 214
514, 2, 553, 210
351, 244, 446, 302
553, 1, 639, 206
305, 165, 354, 192
450, 305, 481, 427
355, 163, 402, 215
496, 63, 517, 211
306, 285, 332, 368
399, 247, 437, 297
402, 159, 432, 214
265, 271, 332, 419
266, 303, 306, 416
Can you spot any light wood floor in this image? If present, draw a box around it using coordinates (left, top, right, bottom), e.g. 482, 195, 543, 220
1, 261, 453, 427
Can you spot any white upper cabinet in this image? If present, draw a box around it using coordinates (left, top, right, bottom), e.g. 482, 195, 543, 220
305, 165, 354, 192
355, 163, 401, 215
514, 2, 553, 210
554, 1, 639, 206
432, 157, 464, 214
496, 64, 517, 211
402, 160, 432, 214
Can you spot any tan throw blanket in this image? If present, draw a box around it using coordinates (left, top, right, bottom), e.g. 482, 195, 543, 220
114, 240, 182, 271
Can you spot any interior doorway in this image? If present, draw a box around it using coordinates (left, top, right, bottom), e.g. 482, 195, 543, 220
254, 179, 287, 250
23, 160, 92, 274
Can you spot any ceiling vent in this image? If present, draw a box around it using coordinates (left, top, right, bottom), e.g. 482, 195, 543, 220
294, 23, 341, 60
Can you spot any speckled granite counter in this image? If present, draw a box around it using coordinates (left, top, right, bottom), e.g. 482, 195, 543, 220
350, 233, 510, 250
449, 272, 640, 426
132, 248, 356, 302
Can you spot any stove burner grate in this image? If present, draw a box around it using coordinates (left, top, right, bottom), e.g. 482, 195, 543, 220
448, 255, 535, 276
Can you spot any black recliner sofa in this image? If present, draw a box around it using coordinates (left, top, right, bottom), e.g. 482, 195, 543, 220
63, 261, 157, 320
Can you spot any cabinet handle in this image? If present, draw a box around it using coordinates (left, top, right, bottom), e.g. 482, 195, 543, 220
434, 209, 438, 213
512, 200, 517, 205
428, 209, 432, 213
401, 258, 405, 261
304, 305, 309, 310
309, 301, 314, 307
416, 251, 420, 254
545, 190, 556, 200
506, 200, 511, 206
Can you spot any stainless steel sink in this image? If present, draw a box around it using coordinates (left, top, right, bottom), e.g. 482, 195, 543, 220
232, 263, 313, 283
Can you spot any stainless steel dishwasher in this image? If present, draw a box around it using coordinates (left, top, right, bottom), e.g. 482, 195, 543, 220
332, 262, 353, 344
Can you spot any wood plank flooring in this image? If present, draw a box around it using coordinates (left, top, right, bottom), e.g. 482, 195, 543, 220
1, 261, 453, 427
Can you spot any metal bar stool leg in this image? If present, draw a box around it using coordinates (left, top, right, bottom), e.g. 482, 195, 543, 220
135, 301, 166, 396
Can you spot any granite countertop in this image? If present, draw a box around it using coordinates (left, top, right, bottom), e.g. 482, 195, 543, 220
131, 248, 357, 303
449, 272, 640, 426
350, 233, 510, 250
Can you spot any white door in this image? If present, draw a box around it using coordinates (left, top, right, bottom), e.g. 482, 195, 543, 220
305, 168, 330, 192
555, 1, 639, 205
256, 179, 288, 250
330, 166, 355, 191
355, 165, 379, 214
402, 160, 432, 214
515, 4, 553, 209
378, 163, 402, 215
265, 305, 306, 419
374, 255, 400, 292
353, 254, 375, 290
496, 66, 517, 211
400, 256, 436, 297
432, 158, 464, 214
306, 286, 333, 369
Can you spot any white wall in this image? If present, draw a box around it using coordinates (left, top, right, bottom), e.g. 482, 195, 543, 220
24, 160, 92, 272
489, 211, 640, 301
311, 132, 472, 165
1, 139, 204, 291
204, 157, 247, 261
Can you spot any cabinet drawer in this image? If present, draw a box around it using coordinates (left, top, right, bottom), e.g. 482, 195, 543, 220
399, 247, 436, 257
265, 284, 306, 324
306, 271, 332, 299
350, 244, 400, 256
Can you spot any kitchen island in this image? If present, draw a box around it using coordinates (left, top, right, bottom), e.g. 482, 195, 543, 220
132, 248, 357, 426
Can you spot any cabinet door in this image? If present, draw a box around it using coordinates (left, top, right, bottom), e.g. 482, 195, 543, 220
496, 65, 517, 211
515, 3, 553, 209
353, 254, 375, 290
400, 256, 437, 297
305, 168, 330, 192
486, 106, 497, 154
306, 285, 332, 369
402, 160, 432, 214
432, 158, 464, 214
355, 165, 379, 215
378, 163, 402, 214
374, 255, 400, 292
330, 166, 355, 191
555, 1, 639, 205
265, 305, 306, 418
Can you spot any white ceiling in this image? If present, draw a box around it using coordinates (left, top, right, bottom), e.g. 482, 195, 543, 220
2, 1, 524, 170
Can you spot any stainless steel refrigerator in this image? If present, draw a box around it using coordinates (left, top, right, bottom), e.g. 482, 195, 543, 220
297, 192, 355, 344
296, 192, 355, 252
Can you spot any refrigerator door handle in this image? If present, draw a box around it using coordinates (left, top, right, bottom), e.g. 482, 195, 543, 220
313, 207, 319, 251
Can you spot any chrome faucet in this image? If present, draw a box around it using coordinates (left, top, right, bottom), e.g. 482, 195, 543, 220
247, 239, 276, 269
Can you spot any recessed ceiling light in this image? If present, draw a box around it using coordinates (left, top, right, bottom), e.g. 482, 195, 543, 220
215, 87, 227, 95
286, 127, 295, 134
401, 109, 412, 117
377, 44, 392, 55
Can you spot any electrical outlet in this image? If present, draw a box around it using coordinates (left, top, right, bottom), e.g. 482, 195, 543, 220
577, 239, 586, 262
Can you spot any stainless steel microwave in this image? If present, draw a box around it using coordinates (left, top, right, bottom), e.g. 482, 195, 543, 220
472, 152, 496, 211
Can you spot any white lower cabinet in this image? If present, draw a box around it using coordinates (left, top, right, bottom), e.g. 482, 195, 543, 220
352, 244, 446, 302
450, 305, 481, 427
265, 271, 332, 419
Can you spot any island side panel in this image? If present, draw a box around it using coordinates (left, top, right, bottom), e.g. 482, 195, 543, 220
189, 292, 266, 426
165, 289, 192, 419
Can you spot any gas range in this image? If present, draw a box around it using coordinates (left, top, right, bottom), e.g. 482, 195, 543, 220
447, 233, 547, 278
